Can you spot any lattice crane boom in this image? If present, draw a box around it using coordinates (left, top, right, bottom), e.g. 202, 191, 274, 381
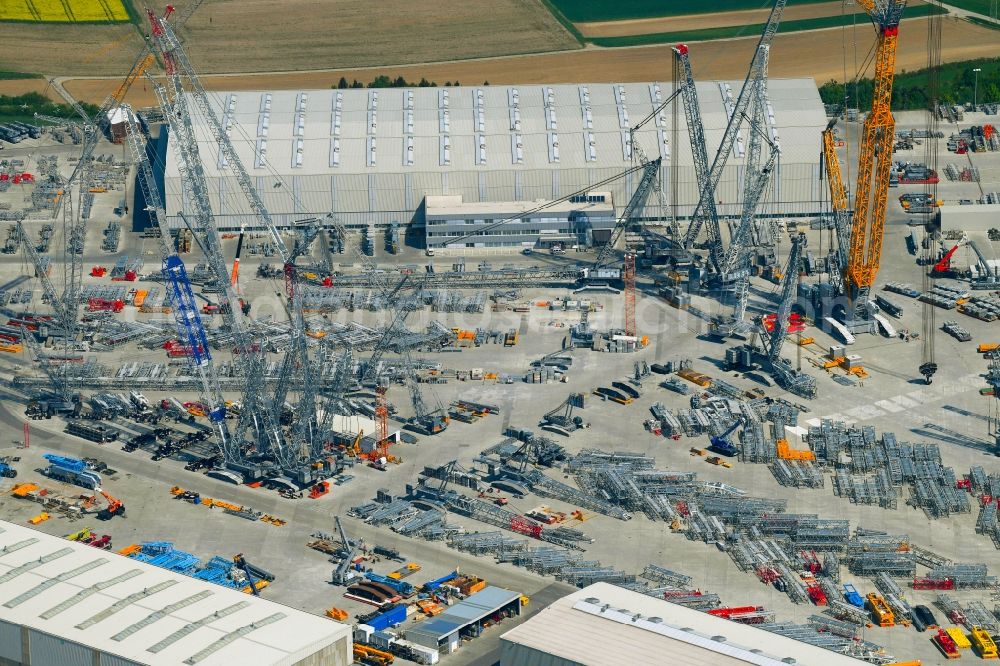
673, 44, 718, 249
628, 87, 683, 239
16, 223, 69, 325
821, 124, 852, 293
593, 158, 661, 269
768, 233, 806, 363
844, 0, 906, 299
147, 8, 287, 262
147, 54, 283, 463
682, 0, 787, 251
718, 57, 779, 278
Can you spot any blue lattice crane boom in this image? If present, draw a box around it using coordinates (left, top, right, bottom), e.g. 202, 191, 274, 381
682, 0, 787, 253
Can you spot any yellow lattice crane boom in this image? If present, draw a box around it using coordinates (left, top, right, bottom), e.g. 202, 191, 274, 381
111, 53, 155, 104
822, 125, 848, 213
845, 0, 906, 299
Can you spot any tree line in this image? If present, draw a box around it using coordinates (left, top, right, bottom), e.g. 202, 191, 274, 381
0, 92, 100, 123
333, 76, 492, 89
819, 58, 1000, 111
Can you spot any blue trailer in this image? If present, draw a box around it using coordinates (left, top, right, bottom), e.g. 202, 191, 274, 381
366, 603, 407, 631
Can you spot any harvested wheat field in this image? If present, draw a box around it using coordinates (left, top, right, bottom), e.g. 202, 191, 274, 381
63, 15, 997, 105
178, 0, 579, 74
578, 0, 853, 38
0, 22, 141, 77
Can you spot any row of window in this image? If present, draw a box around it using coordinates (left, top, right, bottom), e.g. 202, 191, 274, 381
428, 228, 572, 238
430, 241, 533, 248
427, 216, 570, 226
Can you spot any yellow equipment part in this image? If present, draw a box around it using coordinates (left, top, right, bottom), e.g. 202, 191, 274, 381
866, 592, 895, 627
117, 544, 141, 556
242, 580, 269, 594
28, 512, 50, 524
65, 528, 93, 541
112, 53, 155, 103
971, 626, 999, 659
354, 643, 394, 665
946, 627, 971, 649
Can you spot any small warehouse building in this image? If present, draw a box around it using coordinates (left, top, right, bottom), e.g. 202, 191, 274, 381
0, 520, 350, 666
499, 582, 869, 666
424, 191, 616, 252
406, 585, 522, 655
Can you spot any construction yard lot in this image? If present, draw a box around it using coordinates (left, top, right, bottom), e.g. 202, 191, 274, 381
0, 116, 999, 664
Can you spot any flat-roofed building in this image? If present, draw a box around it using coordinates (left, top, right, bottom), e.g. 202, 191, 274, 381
157, 80, 828, 246
0, 520, 350, 666
499, 582, 870, 666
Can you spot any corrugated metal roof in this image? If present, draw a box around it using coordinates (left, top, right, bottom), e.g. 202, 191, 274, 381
166, 80, 824, 178
0, 521, 347, 666
408, 586, 520, 641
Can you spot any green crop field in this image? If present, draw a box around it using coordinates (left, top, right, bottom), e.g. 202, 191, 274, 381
588, 4, 946, 48
937, 0, 999, 17
548, 0, 831, 23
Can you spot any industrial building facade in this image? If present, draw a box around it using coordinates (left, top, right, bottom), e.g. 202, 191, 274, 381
0, 521, 350, 666
161, 80, 828, 240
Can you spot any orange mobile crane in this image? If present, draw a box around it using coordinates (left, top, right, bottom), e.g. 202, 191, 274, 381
94, 489, 125, 520
822, 0, 905, 334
